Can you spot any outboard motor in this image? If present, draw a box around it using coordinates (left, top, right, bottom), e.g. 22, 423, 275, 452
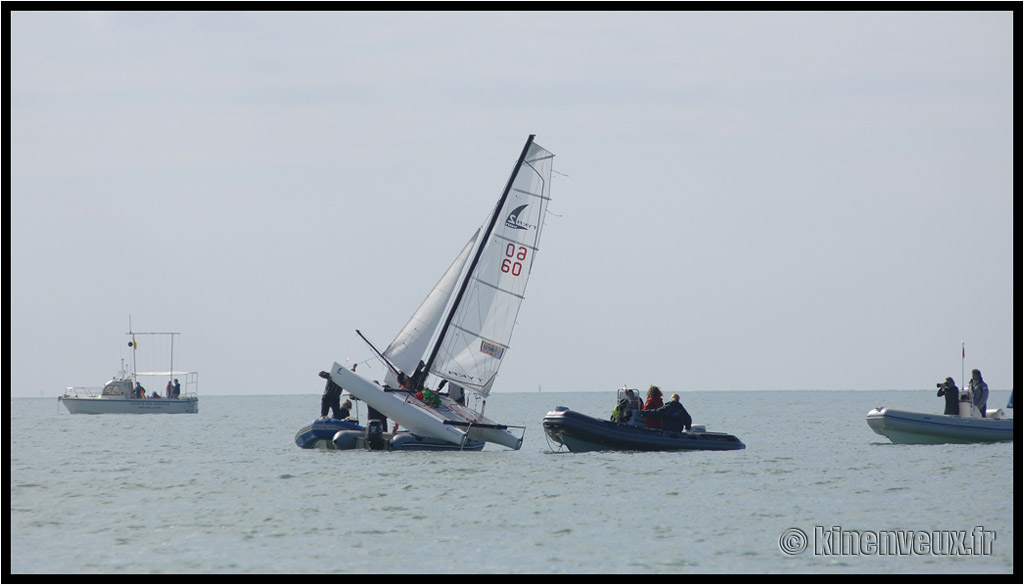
365, 419, 387, 451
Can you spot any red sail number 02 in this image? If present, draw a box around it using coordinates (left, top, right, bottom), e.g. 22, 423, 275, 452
501, 243, 527, 276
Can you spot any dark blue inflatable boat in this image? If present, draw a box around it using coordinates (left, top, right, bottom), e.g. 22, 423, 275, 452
542, 407, 745, 452
294, 417, 485, 451
294, 418, 364, 449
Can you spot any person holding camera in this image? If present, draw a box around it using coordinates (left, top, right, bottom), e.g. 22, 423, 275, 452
936, 377, 959, 415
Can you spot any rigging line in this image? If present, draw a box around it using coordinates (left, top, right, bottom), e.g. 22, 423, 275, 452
542, 429, 563, 453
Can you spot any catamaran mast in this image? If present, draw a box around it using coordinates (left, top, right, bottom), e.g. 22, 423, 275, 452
414, 134, 536, 391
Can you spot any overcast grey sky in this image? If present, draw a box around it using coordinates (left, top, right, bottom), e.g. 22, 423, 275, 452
9, 10, 1015, 397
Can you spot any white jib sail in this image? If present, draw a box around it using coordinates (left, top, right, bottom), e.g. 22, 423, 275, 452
382, 231, 479, 388
430, 140, 554, 397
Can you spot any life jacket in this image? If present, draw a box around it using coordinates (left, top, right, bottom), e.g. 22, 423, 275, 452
421, 388, 441, 407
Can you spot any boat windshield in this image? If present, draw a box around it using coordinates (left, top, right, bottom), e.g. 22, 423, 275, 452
101, 380, 128, 397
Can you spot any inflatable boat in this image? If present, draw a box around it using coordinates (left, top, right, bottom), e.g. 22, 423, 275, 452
294, 418, 364, 449
866, 407, 1012, 444
542, 407, 745, 452
294, 417, 485, 451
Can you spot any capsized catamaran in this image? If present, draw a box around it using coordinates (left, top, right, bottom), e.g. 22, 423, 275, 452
328, 134, 555, 450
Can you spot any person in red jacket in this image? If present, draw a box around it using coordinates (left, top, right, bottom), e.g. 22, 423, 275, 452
642, 385, 664, 428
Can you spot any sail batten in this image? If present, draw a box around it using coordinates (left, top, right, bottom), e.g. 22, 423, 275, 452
492, 233, 540, 251
469, 275, 527, 299
445, 323, 508, 350
511, 188, 545, 198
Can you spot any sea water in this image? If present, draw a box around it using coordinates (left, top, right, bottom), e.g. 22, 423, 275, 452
9, 390, 1015, 574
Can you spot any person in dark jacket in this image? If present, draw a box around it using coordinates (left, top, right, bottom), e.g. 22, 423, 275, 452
338, 399, 353, 421
318, 370, 345, 419
936, 377, 960, 415
639, 393, 692, 432
969, 369, 989, 417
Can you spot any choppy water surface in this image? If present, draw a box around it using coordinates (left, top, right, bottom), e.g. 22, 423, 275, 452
9, 390, 1014, 574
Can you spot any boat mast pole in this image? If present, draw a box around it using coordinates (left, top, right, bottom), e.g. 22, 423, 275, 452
129, 315, 136, 379
961, 341, 965, 392
170, 333, 175, 387
415, 134, 536, 391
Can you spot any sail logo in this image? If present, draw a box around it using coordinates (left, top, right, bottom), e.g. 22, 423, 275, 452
505, 204, 533, 230
479, 340, 506, 359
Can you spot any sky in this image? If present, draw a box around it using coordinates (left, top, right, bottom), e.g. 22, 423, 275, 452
8, 9, 1017, 397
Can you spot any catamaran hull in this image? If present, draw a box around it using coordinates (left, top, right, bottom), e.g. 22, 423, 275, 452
59, 396, 198, 414
329, 363, 523, 450
329, 363, 472, 446
866, 408, 1013, 444
542, 407, 745, 452
463, 426, 523, 450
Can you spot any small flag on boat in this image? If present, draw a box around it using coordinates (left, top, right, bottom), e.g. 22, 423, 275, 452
130, 336, 138, 350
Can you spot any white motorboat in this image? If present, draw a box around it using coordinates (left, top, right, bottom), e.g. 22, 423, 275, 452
60, 324, 198, 415
866, 401, 1012, 445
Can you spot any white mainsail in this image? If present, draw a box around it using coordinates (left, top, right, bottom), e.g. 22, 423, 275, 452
428, 139, 555, 397
382, 231, 479, 389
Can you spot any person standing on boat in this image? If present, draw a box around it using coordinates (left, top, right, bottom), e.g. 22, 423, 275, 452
172, 378, 181, 399
318, 370, 345, 420
166, 380, 173, 400
969, 369, 989, 417
134, 382, 146, 399
642, 386, 664, 428
640, 393, 692, 432
936, 377, 959, 416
